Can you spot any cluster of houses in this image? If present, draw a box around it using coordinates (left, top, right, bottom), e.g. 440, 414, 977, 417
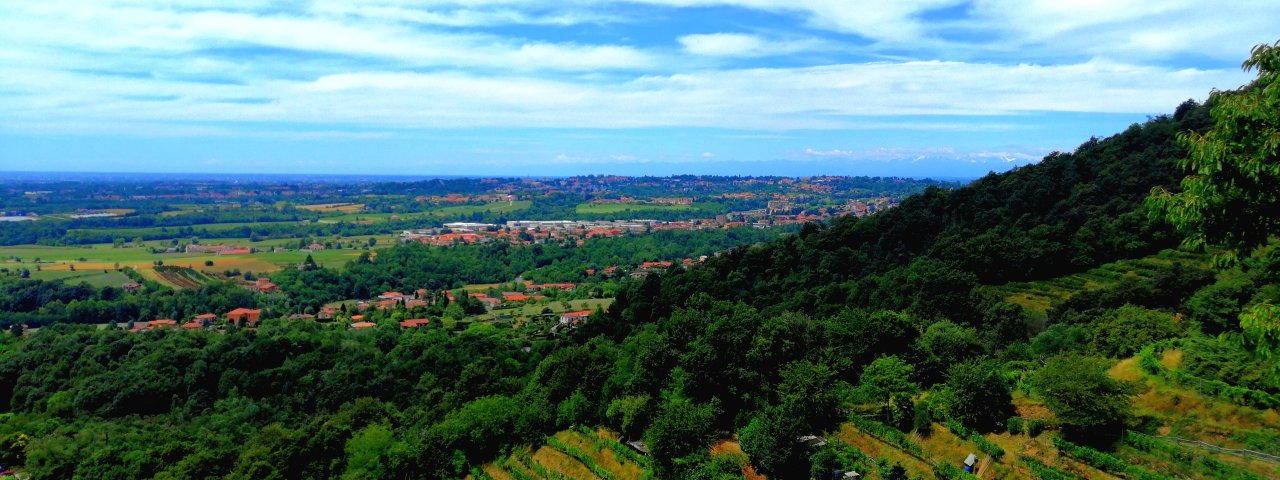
401, 220, 653, 246
398, 202, 894, 248
124, 306, 436, 333
245, 277, 279, 293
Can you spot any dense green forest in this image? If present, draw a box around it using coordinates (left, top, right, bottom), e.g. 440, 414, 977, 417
1, 43, 1279, 479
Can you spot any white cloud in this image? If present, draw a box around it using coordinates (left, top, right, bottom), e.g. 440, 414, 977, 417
0, 58, 1249, 136
0, 2, 657, 71
680, 33, 767, 56
800, 146, 1048, 163
678, 33, 831, 57
0, 0, 1269, 140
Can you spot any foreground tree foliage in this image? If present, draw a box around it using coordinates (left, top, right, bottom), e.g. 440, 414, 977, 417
1149, 40, 1280, 365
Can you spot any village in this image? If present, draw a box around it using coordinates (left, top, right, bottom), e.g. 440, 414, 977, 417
397, 196, 894, 247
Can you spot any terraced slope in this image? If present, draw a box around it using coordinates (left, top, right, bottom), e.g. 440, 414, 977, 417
991, 248, 1209, 316
469, 428, 652, 480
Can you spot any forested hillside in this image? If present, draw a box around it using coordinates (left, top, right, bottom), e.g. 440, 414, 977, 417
1, 43, 1279, 480
613, 99, 1212, 325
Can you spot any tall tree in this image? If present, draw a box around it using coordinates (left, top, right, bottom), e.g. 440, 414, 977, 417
941, 359, 1014, 432
1032, 355, 1136, 446
1148, 39, 1280, 362
1149, 40, 1280, 258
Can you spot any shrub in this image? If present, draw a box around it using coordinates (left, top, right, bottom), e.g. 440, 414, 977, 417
1006, 417, 1025, 435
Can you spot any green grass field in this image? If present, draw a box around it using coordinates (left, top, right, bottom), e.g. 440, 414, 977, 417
16, 269, 132, 287
575, 202, 696, 215
317, 201, 532, 224
0, 233, 399, 287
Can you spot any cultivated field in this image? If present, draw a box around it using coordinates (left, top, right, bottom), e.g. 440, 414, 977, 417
296, 202, 366, 212
471, 428, 651, 480
0, 233, 397, 288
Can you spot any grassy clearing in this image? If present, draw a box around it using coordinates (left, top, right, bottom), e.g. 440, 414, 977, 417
835, 423, 936, 479
1104, 354, 1280, 479
14, 269, 132, 288
433, 200, 532, 217
317, 201, 532, 224
469, 298, 615, 328
0, 234, 397, 287
297, 203, 365, 212
575, 202, 695, 215
66, 220, 305, 238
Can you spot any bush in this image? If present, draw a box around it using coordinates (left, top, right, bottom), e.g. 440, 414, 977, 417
1027, 419, 1047, 437
1053, 436, 1173, 480
1020, 456, 1076, 480
1006, 417, 1025, 435
945, 420, 1005, 459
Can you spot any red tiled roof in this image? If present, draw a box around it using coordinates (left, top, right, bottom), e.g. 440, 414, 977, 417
400, 318, 431, 328
226, 308, 262, 324
350, 321, 376, 329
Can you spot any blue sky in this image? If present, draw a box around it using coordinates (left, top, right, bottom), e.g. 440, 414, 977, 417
0, 1, 1273, 178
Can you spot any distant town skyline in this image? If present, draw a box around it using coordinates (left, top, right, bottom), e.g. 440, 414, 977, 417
2, 1, 1273, 177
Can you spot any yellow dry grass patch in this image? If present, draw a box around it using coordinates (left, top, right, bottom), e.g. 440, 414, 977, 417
593, 427, 619, 442
835, 423, 935, 479
1108, 357, 1145, 383
555, 431, 645, 480
503, 450, 543, 480
482, 464, 515, 480
1020, 435, 1122, 480
1133, 381, 1280, 445
1159, 349, 1183, 370
532, 445, 600, 480
919, 425, 977, 467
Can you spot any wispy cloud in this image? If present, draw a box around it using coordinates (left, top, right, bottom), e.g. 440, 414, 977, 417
678, 33, 833, 57
0, 0, 1273, 174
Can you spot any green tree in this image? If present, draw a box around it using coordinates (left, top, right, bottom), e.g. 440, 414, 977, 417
1089, 305, 1181, 357
342, 423, 395, 480
1149, 41, 1280, 364
859, 355, 919, 427
644, 395, 715, 477
777, 360, 839, 433
738, 408, 804, 476
941, 359, 1014, 432
1032, 355, 1135, 446
1149, 40, 1280, 258
556, 390, 591, 426
915, 320, 983, 384
606, 394, 650, 438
